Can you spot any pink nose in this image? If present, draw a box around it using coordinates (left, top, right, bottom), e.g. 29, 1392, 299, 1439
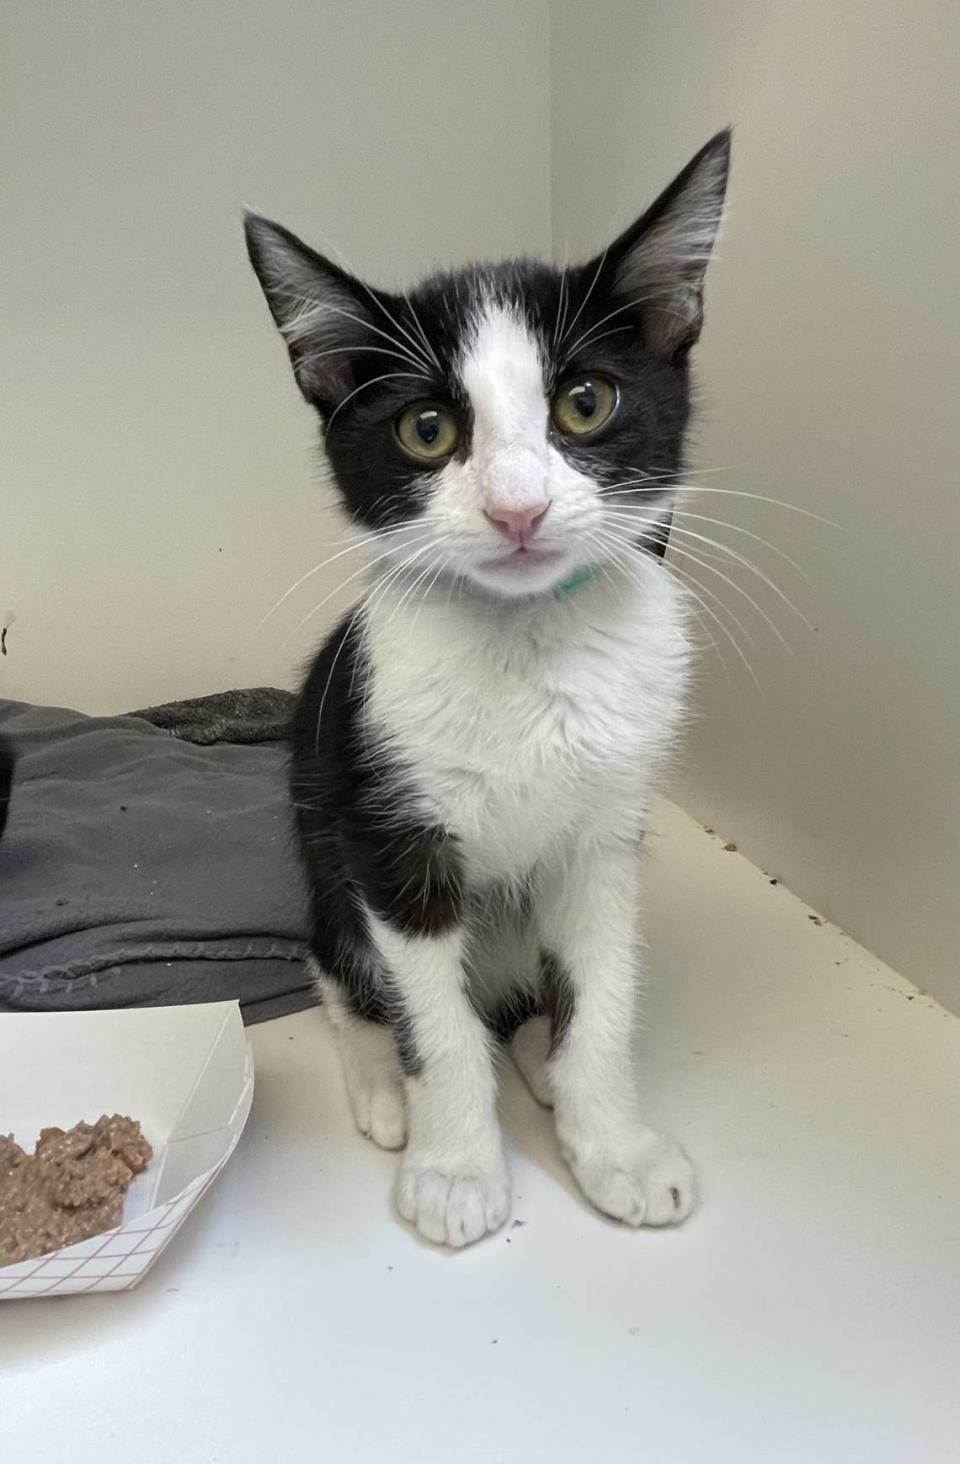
483, 501, 551, 546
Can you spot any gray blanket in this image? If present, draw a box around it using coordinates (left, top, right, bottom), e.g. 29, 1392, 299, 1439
0, 699, 313, 1023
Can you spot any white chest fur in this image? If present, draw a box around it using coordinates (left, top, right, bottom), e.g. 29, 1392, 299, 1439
362, 562, 691, 883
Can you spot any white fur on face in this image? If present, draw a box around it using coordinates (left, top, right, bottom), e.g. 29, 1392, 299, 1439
459, 303, 551, 505
417, 302, 604, 597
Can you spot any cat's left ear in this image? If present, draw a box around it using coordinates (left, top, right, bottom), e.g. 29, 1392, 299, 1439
602, 128, 731, 360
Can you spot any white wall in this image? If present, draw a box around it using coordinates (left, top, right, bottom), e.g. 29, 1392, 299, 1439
1, 0, 550, 711
551, 0, 960, 1007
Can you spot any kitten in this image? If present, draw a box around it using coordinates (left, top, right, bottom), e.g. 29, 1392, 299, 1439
246, 131, 730, 1247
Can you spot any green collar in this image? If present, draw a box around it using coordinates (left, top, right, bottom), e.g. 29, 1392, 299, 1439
552, 563, 603, 601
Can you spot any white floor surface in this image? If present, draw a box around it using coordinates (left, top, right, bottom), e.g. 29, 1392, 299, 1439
4, 802, 959, 1463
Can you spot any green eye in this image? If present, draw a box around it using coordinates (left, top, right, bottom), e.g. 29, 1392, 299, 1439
395, 403, 460, 460
551, 375, 618, 436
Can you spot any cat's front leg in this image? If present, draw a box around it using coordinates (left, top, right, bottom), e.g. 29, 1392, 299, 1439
368, 914, 510, 1248
537, 840, 695, 1227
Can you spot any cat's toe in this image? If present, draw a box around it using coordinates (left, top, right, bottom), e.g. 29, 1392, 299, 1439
570, 1136, 695, 1228
511, 1015, 554, 1107
333, 1012, 408, 1149
396, 1160, 510, 1247
347, 1074, 407, 1150
367, 1083, 408, 1150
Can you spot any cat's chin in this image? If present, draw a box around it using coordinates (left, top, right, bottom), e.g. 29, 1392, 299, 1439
465, 546, 578, 599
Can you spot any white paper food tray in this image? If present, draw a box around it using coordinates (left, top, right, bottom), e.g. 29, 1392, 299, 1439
0, 1000, 254, 1298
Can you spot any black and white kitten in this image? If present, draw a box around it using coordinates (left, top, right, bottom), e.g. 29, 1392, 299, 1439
246, 131, 730, 1247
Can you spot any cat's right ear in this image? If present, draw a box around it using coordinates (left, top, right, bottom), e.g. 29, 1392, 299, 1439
244, 213, 372, 412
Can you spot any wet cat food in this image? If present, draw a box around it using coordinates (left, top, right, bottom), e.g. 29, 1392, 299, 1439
0, 1115, 152, 1266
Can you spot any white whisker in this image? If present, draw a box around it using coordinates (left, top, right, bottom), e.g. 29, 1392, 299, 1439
254, 520, 429, 634
312, 603, 363, 756
289, 226, 440, 374
552, 259, 570, 353
601, 477, 840, 527
298, 342, 432, 373
289, 529, 434, 637
662, 559, 764, 694
411, 554, 453, 631
661, 507, 815, 586
325, 370, 426, 430
319, 538, 444, 749
565, 324, 636, 357
664, 536, 793, 651
277, 287, 431, 376
593, 524, 759, 651
581, 531, 631, 601
402, 295, 442, 374
604, 509, 813, 629
558, 245, 609, 351
590, 525, 757, 687
562, 296, 652, 360
381, 538, 452, 634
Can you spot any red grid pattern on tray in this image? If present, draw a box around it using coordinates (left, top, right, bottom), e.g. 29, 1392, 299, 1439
0, 1164, 222, 1297
0, 1198, 175, 1297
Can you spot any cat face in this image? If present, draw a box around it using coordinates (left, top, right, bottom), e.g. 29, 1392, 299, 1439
246, 131, 729, 599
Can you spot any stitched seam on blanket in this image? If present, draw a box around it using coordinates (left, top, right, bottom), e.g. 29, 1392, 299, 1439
2, 939, 310, 990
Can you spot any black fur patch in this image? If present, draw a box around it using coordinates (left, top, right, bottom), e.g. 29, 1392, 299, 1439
290, 611, 460, 1068
291, 613, 462, 935
485, 986, 542, 1044
541, 950, 576, 1052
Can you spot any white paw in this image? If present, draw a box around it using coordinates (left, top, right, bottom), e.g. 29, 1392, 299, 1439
349, 1070, 408, 1150
330, 1006, 408, 1150
396, 1159, 510, 1248
511, 1015, 554, 1107
566, 1133, 695, 1227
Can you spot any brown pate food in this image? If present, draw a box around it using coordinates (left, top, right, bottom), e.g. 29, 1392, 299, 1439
0, 1115, 152, 1266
